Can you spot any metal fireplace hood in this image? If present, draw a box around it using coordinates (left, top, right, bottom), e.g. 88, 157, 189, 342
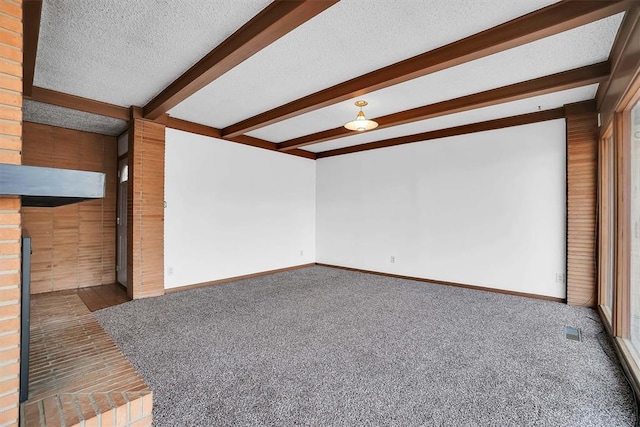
0, 163, 105, 207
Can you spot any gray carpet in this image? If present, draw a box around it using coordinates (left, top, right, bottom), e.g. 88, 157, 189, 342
95, 266, 636, 426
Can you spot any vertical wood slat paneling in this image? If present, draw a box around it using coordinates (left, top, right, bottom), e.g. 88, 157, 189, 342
566, 113, 599, 307
127, 119, 165, 299
21, 122, 117, 294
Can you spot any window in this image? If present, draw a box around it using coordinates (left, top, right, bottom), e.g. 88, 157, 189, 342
600, 130, 615, 322
120, 164, 128, 183
630, 100, 640, 354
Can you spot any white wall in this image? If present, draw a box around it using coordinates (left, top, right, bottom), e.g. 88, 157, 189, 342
316, 121, 567, 298
164, 128, 316, 289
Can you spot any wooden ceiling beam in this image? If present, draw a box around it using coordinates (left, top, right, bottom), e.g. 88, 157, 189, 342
166, 117, 222, 139
143, 0, 339, 120
27, 86, 130, 120
597, 5, 640, 129
165, 117, 316, 160
564, 99, 598, 116
223, 0, 630, 139
315, 108, 566, 158
278, 61, 610, 151
23, 0, 43, 97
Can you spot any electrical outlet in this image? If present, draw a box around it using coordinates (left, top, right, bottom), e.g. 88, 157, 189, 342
300, 250, 304, 256
390, 256, 395, 263
556, 273, 564, 283
168, 267, 174, 276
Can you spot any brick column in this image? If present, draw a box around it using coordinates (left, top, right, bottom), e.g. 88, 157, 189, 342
0, 1, 22, 426
127, 116, 165, 299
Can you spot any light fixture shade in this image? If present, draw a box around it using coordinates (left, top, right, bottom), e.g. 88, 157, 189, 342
344, 101, 378, 132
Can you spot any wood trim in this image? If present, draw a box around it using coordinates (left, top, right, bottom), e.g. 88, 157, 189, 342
615, 111, 631, 337
599, 6, 640, 130
564, 99, 598, 116
612, 337, 640, 407
316, 108, 565, 158
130, 106, 143, 121
598, 305, 614, 336
23, 0, 42, 97
223, 0, 630, 138
598, 123, 615, 311
165, 116, 316, 160
165, 263, 316, 294
279, 62, 610, 151
287, 148, 316, 160
166, 117, 221, 139
226, 134, 280, 151
143, 0, 339, 119
598, 307, 640, 408
316, 263, 566, 303
27, 87, 130, 120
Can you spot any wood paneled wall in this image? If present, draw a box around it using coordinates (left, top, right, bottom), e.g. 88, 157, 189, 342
0, 1, 22, 424
127, 118, 165, 299
566, 112, 599, 306
22, 122, 117, 294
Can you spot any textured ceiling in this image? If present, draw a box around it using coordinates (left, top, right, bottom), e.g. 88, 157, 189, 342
23, 100, 127, 136
169, 0, 560, 128
303, 84, 599, 152
30, 0, 624, 149
34, 0, 272, 106
248, 14, 622, 143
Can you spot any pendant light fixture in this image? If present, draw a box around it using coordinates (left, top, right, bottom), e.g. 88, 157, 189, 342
344, 100, 378, 132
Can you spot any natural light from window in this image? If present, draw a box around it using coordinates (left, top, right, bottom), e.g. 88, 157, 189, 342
629, 100, 640, 354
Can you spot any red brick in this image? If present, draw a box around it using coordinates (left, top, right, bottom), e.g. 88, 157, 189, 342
141, 392, 152, 416
0, 287, 19, 301
0, 303, 19, 318
0, 361, 18, 378
0, 228, 19, 240
0, 135, 19, 151
0, 391, 18, 411
0, 332, 18, 349
42, 396, 63, 427
0, 2, 21, 19
84, 414, 99, 427
0, 198, 19, 210
0, 318, 19, 335
0, 28, 20, 48
0, 14, 21, 34
0, 106, 20, 121
125, 393, 142, 421
0, 405, 18, 425
129, 414, 152, 427
0, 213, 20, 226
0, 151, 19, 164
0, 46, 19, 66
0, 87, 21, 106
0, 377, 18, 393
0, 258, 19, 271
100, 409, 114, 427
0, 242, 19, 255
0, 273, 19, 286
0, 348, 20, 364
113, 404, 128, 427
0, 120, 20, 137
